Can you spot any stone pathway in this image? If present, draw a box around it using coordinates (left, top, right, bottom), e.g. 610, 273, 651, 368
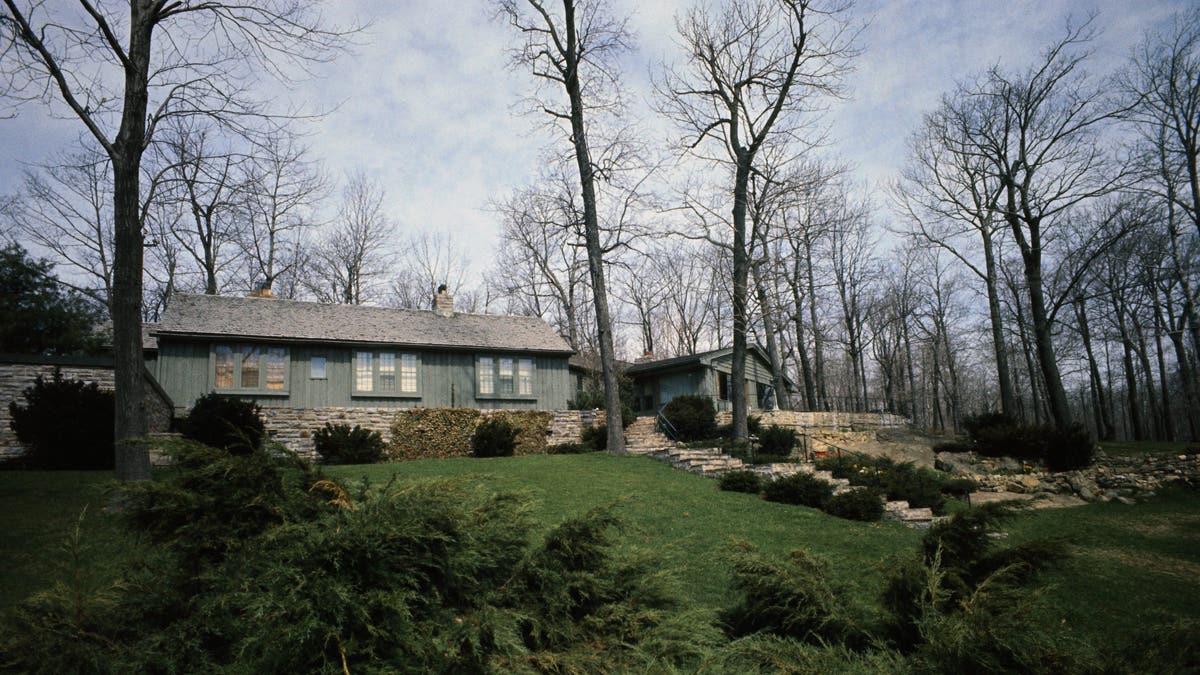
623, 417, 936, 528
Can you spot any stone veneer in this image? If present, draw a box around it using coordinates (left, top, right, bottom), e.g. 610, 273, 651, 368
715, 410, 909, 431
1, 358, 173, 460
262, 406, 602, 461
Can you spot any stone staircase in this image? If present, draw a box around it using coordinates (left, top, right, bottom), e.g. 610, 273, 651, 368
622, 417, 935, 528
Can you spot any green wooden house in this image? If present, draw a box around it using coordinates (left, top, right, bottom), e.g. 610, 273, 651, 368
151, 292, 575, 414
624, 346, 792, 413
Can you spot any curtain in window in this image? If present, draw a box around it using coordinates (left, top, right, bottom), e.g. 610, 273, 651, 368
400, 353, 418, 393
356, 351, 373, 391
478, 357, 494, 394
215, 345, 234, 389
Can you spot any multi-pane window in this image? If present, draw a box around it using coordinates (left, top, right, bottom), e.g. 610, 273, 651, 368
400, 354, 418, 393
355, 351, 419, 395
517, 359, 533, 395
477, 356, 535, 397
378, 352, 396, 393
355, 351, 374, 392
214, 345, 234, 389
213, 344, 288, 392
498, 357, 515, 394
478, 357, 494, 394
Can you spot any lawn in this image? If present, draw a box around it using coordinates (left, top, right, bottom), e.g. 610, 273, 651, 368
2, 452, 1198, 654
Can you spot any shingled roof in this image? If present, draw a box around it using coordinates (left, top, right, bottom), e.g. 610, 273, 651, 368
154, 293, 573, 354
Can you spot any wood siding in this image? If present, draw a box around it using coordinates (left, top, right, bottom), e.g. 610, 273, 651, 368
156, 338, 573, 412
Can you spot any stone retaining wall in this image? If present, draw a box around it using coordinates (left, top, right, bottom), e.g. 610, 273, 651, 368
262, 406, 601, 461
716, 410, 909, 431
1, 358, 172, 460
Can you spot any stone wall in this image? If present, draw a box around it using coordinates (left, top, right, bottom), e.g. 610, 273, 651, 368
0, 357, 173, 460
716, 410, 909, 431
262, 406, 600, 461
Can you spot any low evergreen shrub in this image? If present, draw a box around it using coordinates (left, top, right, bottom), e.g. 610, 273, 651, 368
719, 470, 764, 494
757, 424, 797, 456
762, 472, 834, 508
547, 442, 593, 454
312, 423, 385, 464
471, 416, 518, 457
822, 488, 884, 521
1, 450, 716, 672
661, 395, 717, 441
6, 369, 114, 470
1043, 422, 1095, 471
716, 414, 762, 438
720, 541, 869, 648
932, 440, 973, 454
817, 456, 949, 513
180, 392, 265, 454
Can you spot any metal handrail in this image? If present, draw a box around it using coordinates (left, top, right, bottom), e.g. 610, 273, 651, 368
655, 405, 681, 442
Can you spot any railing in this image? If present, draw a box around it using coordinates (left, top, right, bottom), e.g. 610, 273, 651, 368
655, 405, 681, 442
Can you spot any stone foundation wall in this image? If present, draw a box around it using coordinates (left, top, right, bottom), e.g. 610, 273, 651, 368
262, 406, 601, 461
716, 410, 909, 431
1, 359, 172, 460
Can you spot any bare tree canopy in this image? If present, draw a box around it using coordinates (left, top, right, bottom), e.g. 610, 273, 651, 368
0, 0, 355, 480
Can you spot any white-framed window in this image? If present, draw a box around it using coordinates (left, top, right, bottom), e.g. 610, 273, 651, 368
477, 355, 535, 398
212, 344, 288, 393
311, 355, 327, 379
354, 350, 420, 396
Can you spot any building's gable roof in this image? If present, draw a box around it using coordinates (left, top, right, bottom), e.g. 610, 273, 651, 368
154, 294, 573, 354
625, 346, 795, 389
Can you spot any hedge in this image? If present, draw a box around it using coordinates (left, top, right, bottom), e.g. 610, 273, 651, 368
387, 408, 553, 460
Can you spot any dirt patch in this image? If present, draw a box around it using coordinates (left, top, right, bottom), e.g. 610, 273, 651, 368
1080, 546, 1200, 581
1127, 513, 1200, 538
968, 491, 1087, 509
824, 428, 945, 468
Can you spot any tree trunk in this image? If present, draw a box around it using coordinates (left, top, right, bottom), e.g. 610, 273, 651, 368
981, 229, 1018, 419
111, 1, 156, 482
730, 158, 752, 439
1075, 298, 1115, 440
788, 271, 817, 409
1021, 252, 1072, 429
753, 259, 789, 410
1132, 320, 1162, 440
562, 0, 623, 453
803, 236, 828, 409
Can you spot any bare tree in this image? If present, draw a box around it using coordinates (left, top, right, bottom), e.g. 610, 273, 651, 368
657, 0, 855, 438
498, 0, 634, 453
969, 24, 1129, 430
893, 87, 1018, 419
238, 132, 326, 294
489, 172, 589, 347
11, 152, 115, 306
306, 171, 395, 305
0, 1, 352, 480
391, 231, 474, 310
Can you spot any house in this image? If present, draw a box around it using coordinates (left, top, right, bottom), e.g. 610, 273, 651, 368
624, 346, 793, 413
151, 290, 575, 414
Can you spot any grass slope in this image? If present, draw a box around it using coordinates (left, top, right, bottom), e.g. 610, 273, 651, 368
1, 452, 1198, 652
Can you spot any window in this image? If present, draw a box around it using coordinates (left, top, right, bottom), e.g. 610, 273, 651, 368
311, 356, 327, 379
517, 358, 533, 395
498, 357, 514, 394
212, 344, 288, 393
354, 350, 420, 396
478, 357, 494, 394
477, 355, 536, 398
718, 372, 730, 401
355, 351, 373, 392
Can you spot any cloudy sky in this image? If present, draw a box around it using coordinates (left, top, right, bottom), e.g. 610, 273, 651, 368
0, 0, 1191, 279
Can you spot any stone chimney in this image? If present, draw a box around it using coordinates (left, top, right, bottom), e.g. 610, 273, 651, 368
248, 278, 274, 299
433, 284, 454, 317
634, 351, 654, 364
